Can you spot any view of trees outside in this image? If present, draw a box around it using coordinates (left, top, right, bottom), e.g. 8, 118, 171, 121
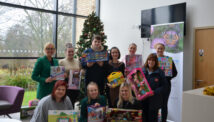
0, 0, 96, 88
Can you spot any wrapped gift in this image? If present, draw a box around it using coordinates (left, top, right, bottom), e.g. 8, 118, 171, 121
106, 108, 142, 122
88, 106, 106, 122
107, 72, 125, 88
48, 110, 78, 122
125, 54, 143, 74
158, 57, 173, 76
68, 70, 81, 90
50, 66, 65, 80
82, 50, 108, 62
127, 68, 153, 100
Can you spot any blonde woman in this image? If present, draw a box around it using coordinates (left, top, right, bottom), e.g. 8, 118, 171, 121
115, 82, 141, 109
31, 42, 58, 99
155, 43, 177, 122
59, 43, 81, 107
80, 82, 106, 122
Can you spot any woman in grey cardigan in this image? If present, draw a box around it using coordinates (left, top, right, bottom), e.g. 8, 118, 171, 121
31, 80, 73, 122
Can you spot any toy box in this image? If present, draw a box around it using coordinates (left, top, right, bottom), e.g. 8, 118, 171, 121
82, 51, 108, 62
88, 106, 106, 122
50, 66, 65, 80
107, 72, 125, 88
48, 110, 78, 122
125, 54, 143, 74
127, 68, 153, 100
68, 70, 81, 90
106, 108, 142, 122
158, 57, 173, 77
20, 106, 36, 119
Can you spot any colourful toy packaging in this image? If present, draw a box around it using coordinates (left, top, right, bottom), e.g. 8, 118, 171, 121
125, 54, 143, 74
48, 110, 78, 122
107, 72, 125, 88
88, 106, 106, 122
82, 50, 108, 62
158, 57, 173, 77
50, 66, 65, 80
127, 68, 153, 100
68, 70, 81, 90
106, 108, 142, 122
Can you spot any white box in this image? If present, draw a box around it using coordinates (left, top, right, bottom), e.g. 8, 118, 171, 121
182, 87, 214, 122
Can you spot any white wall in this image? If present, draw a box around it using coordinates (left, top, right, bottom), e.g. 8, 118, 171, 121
100, 0, 214, 91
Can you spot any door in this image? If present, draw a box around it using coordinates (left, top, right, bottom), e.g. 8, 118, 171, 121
194, 28, 214, 88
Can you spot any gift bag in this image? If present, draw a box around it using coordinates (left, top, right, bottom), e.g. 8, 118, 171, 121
127, 68, 153, 100
107, 72, 125, 88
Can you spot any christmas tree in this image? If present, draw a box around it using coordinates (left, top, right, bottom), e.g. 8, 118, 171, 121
76, 12, 107, 58
76, 12, 108, 102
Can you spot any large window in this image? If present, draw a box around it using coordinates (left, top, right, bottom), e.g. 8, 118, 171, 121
0, 0, 97, 58
0, 0, 98, 98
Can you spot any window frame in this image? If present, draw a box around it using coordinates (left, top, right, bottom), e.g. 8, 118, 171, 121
0, 0, 99, 59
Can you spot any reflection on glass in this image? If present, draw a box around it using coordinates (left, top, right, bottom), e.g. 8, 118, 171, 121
0, 0, 54, 10
76, 0, 96, 16
76, 17, 85, 44
0, 6, 54, 57
58, 0, 74, 13
57, 15, 73, 57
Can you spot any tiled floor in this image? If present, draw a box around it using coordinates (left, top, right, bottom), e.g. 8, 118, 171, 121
0, 113, 31, 122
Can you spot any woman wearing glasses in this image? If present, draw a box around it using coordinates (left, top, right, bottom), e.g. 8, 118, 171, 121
31, 42, 59, 100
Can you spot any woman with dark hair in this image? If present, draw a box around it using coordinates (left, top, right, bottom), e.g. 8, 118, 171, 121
142, 53, 167, 122
81, 35, 108, 95
31, 42, 59, 100
31, 80, 73, 122
155, 43, 177, 122
107, 47, 125, 107
59, 43, 81, 107
114, 82, 141, 109
80, 82, 106, 122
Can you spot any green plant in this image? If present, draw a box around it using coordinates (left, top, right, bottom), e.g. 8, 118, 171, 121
5, 75, 36, 89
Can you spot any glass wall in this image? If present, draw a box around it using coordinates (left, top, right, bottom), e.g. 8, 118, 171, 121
0, 0, 97, 58
0, 0, 98, 105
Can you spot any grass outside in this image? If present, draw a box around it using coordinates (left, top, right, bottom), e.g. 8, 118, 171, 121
22, 90, 37, 106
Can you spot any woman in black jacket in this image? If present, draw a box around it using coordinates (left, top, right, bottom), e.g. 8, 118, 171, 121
107, 47, 125, 107
155, 43, 178, 122
114, 82, 141, 109
142, 53, 167, 122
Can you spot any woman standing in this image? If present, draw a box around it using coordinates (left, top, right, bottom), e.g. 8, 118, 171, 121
31, 42, 58, 100
81, 35, 108, 95
115, 82, 141, 109
142, 53, 167, 122
123, 43, 143, 76
80, 82, 106, 122
155, 43, 177, 122
31, 80, 73, 122
59, 43, 81, 107
107, 47, 125, 107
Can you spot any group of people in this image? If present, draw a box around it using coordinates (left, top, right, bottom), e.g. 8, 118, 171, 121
30, 35, 177, 122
